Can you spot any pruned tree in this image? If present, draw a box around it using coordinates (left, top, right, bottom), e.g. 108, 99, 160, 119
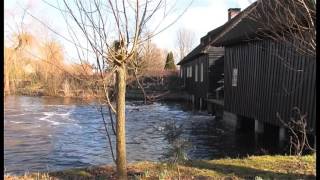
59, 0, 193, 179
176, 28, 195, 61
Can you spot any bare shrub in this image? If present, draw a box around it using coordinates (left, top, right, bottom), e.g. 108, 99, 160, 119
277, 107, 315, 156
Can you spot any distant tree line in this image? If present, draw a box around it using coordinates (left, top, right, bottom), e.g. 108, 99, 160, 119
4, 31, 178, 98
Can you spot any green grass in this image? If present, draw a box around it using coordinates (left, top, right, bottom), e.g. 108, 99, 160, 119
5, 154, 316, 180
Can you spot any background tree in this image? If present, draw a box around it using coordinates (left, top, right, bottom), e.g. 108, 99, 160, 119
4, 32, 35, 94
176, 28, 196, 61
39, 39, 65, 95
164, 52, 176, 70
135, 37, 166, 77
127, 35, 166, 104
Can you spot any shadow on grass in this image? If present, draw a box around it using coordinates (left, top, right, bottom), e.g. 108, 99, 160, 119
188, 161, 316, 180
48, 166, 144, 180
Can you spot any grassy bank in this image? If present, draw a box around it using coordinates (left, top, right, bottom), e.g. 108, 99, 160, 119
5, 154, 316, 179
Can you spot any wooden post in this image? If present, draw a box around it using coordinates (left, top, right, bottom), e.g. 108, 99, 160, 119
254, 119, 264, 134
279, 127, 286, 141
191, 95, 195, 110
279, 127, 286, 148
254, 119, 264, 143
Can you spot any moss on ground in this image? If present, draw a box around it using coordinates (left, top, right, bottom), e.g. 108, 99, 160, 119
5, 154, 316, 180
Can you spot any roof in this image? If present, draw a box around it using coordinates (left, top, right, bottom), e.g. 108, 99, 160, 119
213, 0, 315, 46
177, 44, 204, 65
210, 1, 258, 46
177, 1, 258, 65
177, 25, 227, 65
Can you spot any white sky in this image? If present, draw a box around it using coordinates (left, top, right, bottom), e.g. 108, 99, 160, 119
4, 0, 254, 64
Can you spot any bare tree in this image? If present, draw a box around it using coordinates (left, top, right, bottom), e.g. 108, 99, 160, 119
176, 28, 196, 61
58, 0, 193, 179
4, 7, 32, 95
4, 32, 36, 94
134, 36, 166, 77
249, 0, 316, 57
127, 35, 166, 103
39, 39, 65, 95
277, 108, 315, 156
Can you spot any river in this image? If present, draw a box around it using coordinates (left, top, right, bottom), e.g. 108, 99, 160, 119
4, 95, 283, 175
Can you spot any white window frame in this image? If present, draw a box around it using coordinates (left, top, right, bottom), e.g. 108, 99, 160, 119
187, 66, 189, 77
187, 67, 189, 77
232, 68, 238, 87
195, 64, 198, 82
187, 66, 192, 78
200, 63, 204, 82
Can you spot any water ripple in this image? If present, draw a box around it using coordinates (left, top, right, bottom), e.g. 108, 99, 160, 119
4, 95, 281, 175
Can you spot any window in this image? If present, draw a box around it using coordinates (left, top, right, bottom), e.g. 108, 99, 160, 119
232, 68, 238, 87
187, 67, 189, 77
187, 66, 193, 78
187, 66, 190, 77
180, 68, 183, 78
200, 63, 204, 82
195, 64, 198, 82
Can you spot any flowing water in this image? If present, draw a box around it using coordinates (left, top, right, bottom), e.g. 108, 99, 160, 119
4, 96, 283, 175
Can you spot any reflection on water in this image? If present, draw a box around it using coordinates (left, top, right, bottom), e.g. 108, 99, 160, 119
4, 96, 283, 175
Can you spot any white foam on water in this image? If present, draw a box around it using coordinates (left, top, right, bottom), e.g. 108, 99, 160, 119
10, 121, 24, 124
39, 112, 54, 121
43, 119, 61, 126
55, 112, 71, 116
5, 113, 26, 117
73, 123, 82, 128
39, 112, 61, 125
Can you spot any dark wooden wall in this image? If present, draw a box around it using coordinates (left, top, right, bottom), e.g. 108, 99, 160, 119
224, 39, 316, 134
183, 54, 209, 99
208, 56, 224, 95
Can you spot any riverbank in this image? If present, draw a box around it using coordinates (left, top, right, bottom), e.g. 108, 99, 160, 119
4, 154, 316, 179
8, 88, 189, 102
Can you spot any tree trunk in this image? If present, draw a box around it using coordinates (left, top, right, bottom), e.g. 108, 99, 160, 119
116, 64, 127, 180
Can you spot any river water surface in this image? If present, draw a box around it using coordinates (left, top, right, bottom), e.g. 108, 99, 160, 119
4, 96, 282, 175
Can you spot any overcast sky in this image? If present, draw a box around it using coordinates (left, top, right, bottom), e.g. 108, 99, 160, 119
5, 0, 254, 64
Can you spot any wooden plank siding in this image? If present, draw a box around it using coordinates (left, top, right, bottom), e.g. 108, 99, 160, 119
184, 54, 209, 99
181, 46, 224, 101
224, 39, 316, 134
208, 56, 224, 95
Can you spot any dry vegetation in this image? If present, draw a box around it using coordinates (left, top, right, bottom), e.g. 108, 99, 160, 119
4, 154, 316, 180
4, 31, 172, 99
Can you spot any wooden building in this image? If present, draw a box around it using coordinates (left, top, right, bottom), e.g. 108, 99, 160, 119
179, 0, 315, 139
178, 8, 242, 110
212, 0, 316, 134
